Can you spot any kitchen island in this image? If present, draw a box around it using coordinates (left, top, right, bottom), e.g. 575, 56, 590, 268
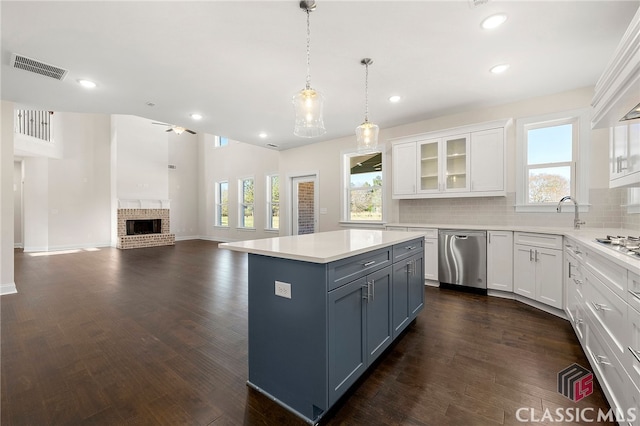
219, 229, 426, 424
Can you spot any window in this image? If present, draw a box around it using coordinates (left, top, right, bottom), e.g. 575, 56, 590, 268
238, 177, 254, 228
516, 109, 590, 212
266, 174, 279, 230
214, 136, 228, 147
215, 181, 229, 227
343, 151, 384, 222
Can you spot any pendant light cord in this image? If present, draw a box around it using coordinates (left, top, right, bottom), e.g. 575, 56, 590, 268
305, 9, 311, 90
364, 62, 369, 123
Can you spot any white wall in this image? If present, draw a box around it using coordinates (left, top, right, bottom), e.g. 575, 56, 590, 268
198, 135, 279, 242
168, 131, 198, 239
47, 113, 111, 249
113, 115, 169, 201
22, 157, 49, 251
13, 161, 22, 247
1, 101, 16, 294
20, 112, 113, 251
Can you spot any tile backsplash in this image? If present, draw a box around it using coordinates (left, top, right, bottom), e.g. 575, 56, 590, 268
399, 188, 639, 231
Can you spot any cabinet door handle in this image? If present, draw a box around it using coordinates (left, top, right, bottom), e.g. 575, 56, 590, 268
568, 262, 573, 278
629, 289, 640, 302
406, 261, 412, 275
362, 283, 369, 301
529, 249, 533, 262
629, 347, 640, 364
362, 261, 376, 267
591, 302, 611, 312
595, 355, 611, 366
534, 250, 539, 262
371, 279, 375, 301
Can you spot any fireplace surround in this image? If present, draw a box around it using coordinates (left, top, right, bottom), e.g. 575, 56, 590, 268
117, 208, 175, 249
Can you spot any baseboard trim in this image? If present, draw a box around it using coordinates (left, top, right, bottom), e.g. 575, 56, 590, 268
0, 283, 17, 295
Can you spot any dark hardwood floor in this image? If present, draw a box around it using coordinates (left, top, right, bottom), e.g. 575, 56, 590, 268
2, 240, 611, 425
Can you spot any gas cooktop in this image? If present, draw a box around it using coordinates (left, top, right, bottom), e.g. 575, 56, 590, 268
595, 235, 640, 258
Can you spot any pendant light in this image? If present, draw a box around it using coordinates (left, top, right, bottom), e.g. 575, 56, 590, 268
356, 58, 379, 152
293, 0, 326, 138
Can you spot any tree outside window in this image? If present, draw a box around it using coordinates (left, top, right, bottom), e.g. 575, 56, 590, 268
525, 122, 574, 204
239, 178, 254, 228
215, 181, 229, 226
267, 175, 279, 229
348, 152, 383, 221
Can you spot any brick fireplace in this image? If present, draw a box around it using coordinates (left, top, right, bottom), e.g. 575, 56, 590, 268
117, 208, 175, 249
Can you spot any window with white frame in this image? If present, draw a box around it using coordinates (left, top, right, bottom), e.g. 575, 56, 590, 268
516, 109, 590, 211
214, 136, 229, 147
215, 181, 229, 227
266, 174, 279, 230
343, 151, 384, 222
238, 177, 254, 228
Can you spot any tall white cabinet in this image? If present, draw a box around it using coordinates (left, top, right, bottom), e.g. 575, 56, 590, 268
391, 119, 510, 199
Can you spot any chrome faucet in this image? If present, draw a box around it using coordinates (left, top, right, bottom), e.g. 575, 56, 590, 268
556, 196, 586, 230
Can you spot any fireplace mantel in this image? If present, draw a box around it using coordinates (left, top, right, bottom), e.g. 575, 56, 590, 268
118, 199, 171, 209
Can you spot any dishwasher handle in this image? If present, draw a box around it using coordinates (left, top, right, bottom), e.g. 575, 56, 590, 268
454, 235, 469, 240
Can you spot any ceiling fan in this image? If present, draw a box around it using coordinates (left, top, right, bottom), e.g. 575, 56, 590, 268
151, 122, 196, 135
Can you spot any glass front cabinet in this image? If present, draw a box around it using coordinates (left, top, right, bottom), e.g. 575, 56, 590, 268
391, 119, 509, 199
417, 134, 470, 194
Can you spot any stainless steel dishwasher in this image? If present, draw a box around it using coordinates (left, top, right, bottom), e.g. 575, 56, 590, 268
438, 230, 487, 289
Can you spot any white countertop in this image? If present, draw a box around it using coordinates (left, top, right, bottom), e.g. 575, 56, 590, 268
386, 223, 640, 275
218, 229, 426, 264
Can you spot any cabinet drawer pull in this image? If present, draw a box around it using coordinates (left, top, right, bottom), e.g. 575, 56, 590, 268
629, 290, 640, 302
404, 245, 416, 250
362, 261, 376, 267
595, 355, 611, 366
629, 347, 640, 364
575, 318, 583, 326
573, 278, 583, 286
591, 302, 611, 312
574, 249, 582, 255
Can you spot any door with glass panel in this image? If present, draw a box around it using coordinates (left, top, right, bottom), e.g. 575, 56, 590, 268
292, 175, 317, 235
443, 134, 470, 192
417, 139, 440, 194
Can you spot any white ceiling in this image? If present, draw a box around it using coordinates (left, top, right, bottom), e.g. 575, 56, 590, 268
2, 1, 637, 150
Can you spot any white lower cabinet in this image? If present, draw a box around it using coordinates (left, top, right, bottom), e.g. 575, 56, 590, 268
564, 236, 638, 424
513, 233, 563, 309
406, 227, 438, 282
487, 231, 513, 291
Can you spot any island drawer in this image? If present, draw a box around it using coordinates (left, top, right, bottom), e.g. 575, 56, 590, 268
328, 247, 392, 291
392, 238, 424, 262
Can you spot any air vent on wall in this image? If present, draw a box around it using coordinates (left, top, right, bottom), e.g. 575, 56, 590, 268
10, 53, 68, 81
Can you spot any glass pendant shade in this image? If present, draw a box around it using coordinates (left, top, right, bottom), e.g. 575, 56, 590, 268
293, 87, 326, 138
356, 120, 379, 153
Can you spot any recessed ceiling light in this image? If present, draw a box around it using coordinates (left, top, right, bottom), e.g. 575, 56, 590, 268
389, 95, 401, 103
77, 79, 96, 89
490, 64, 510, 74
190, 113, 203, 120
259, 132, 268, 138
481, 13, 507, 30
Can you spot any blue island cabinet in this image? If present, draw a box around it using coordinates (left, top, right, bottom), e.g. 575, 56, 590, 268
246, 237, 424, 425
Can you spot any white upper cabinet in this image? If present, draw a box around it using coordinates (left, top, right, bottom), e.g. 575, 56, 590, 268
610, 122, 640, 188
470, 128, 505, 193
391, 119, 510, 199
392, 142, 418, 195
